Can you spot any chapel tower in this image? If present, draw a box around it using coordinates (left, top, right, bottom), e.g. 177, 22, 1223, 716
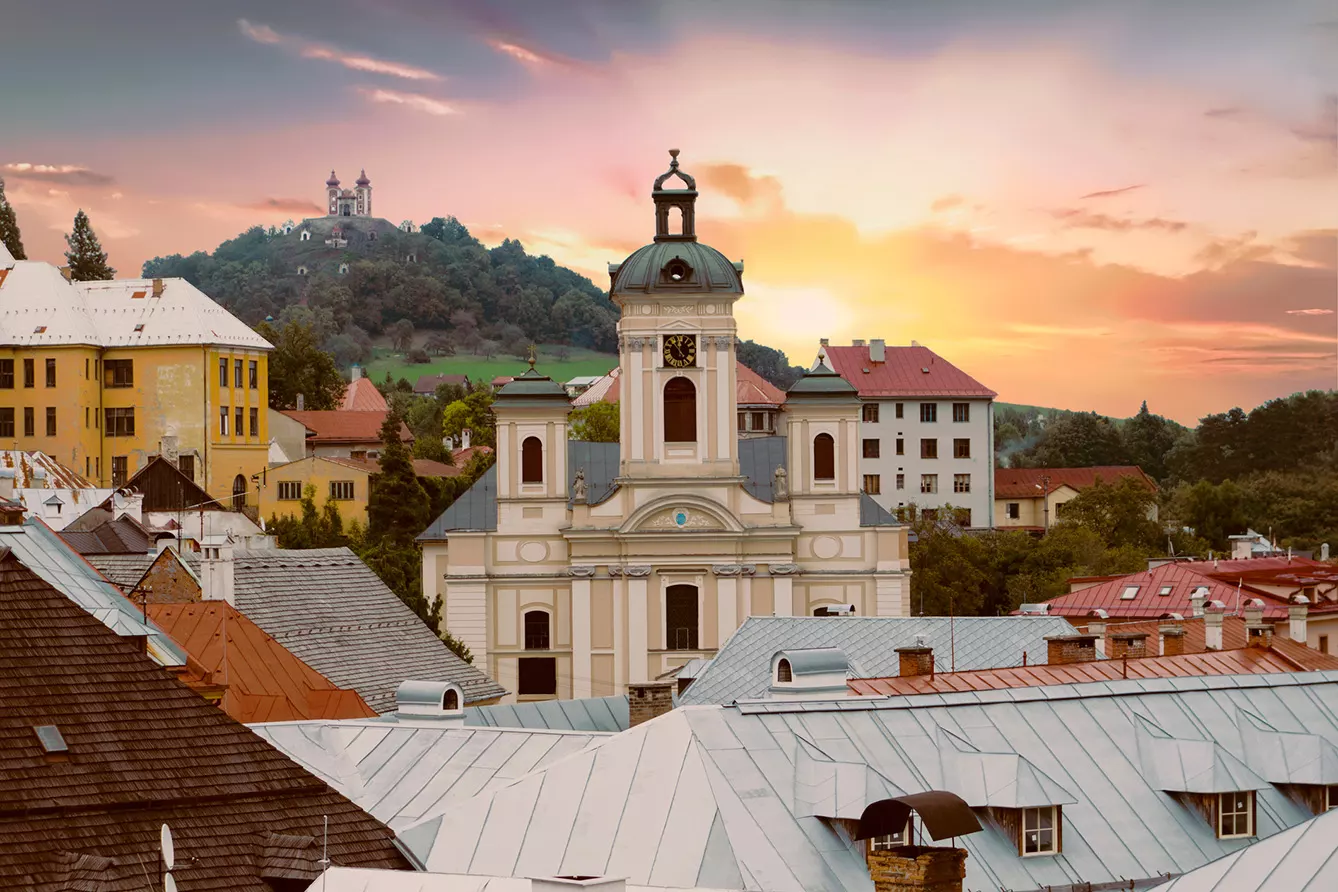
325, 169, 373, 217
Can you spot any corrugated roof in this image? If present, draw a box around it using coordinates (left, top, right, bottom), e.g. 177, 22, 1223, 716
1155, 808, 1338, 892
465, 695, 629, 732
825, 343, 996, 398
280, 410, 412, 444
341, 377, 389, 412
0, 550, 408, 890
996, 465, 1158, 498
678, 615, 1078, 705
249, 717, 607, 831
147, 601, 377, 723
401, 671, 1338, 892
1040, 561, 1295, 620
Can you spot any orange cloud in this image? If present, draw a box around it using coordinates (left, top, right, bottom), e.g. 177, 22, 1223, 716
238, 19, 442, 81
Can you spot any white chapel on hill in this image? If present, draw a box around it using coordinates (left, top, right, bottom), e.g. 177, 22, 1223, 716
418, 150, 911, 703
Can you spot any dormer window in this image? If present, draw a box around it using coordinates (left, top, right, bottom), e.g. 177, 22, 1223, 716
776, 659, 792, 683
1328, 785, 1338, 810
867, 816, 911, 851
1021, 805, 1060, 855
1217, 792, 1255, 838
442, 688, 459, 710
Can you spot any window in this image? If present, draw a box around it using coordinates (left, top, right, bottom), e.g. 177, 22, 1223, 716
953, 474, 970, 493
105, 408, 135, 437
350, 450, 368, 462
1055, 501, 1068, 517
1158, 585, 1174, 596
776, 659, 792, 683
329, 480, 355, 501
0, 359, 12, 388
663, 377, 697, 442
895, 437, 904, 456
249, 407, 259, 437
864, 475, 881, 495
954, 508, 973, 527
862, 403, 879, 423
231, 474, 246, 511
23, 358, 34, 387
1321, 635, 1330, 655
45, 407, 55, 437
518, 657, 557, 696
85, 407, 88, 428
23, 407, 34, 437
524, 610, 551, 650
920, 438, 937, 459
750, 411, 764, 431
103, 359, 133, 387
666, 584, 699, 650
895, 402, 904, 419
738, 412, 746, 432
1327, 784, 1338, 810
1022, 806, 1060, 855
111, 456, 128, 486
178, 455, 194, 481
85, 358, 89, 379
248, 359, 258, 389
45, 358, 55, 387
1120, 585, 1140, 600
869, 817, 912, 851
920, 403, 937, 423
1217, 792, 1254, 839
953, 438, 971, 459
863, 439, 880, 459
234, 407, 244, 438
920, 474, 938, 494
952, 402, 970, 423
813, 433, 835, 481
1007, 502, 1020, 519
442, 689, 458, 710
895, 473, 905, 491
234, 359, 243, 388
0, 408, 12, 437
521, 436, 544, 483
219, 407, 229, 436
277, 481, 302, 500
218, 357, 228, 387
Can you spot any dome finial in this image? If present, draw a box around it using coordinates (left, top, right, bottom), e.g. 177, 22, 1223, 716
527, 344, 537, 370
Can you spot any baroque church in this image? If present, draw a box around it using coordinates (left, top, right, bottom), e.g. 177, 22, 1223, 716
418, 151, 911, 703
325, 168, 373, 216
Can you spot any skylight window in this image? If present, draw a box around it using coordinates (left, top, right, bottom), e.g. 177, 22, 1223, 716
131, 290, 146, 299
1158, 585, 1173, 596
33, 325, 46, 334
34, 725, 68, 754
133, 323, 145, 332
1120, 585, 1140, 600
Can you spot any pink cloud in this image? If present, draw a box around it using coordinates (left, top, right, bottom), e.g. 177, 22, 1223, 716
358, 88, 459, 116
238, 19, 442, 82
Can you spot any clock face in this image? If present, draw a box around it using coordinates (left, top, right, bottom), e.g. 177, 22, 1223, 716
663, 334, 697, 368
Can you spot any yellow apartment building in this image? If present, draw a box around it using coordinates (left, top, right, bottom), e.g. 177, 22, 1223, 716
257, 454, 459, 528
0, 246, 271, 506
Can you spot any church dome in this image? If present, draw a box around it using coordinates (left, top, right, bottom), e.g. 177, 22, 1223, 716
326, 170, 340, 187
608, 150, 744, 296
356, 169, 371, 186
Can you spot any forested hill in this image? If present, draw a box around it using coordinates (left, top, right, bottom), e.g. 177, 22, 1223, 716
142, 215, 620, 360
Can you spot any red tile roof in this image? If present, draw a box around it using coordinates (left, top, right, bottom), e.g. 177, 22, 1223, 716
735, 362, 786, 407
450, 446, 494, 467
1037, 560, 1295, 621
995, 466, 1158, 499
340, 377, 389, 412
147, 602, 378, 723
323, 456, 463, 478
413, 373, 470, 394
1086, 615, 1338, 669
824, 344, 996, 398
0, 549, 409, 890
280, 410, 411, 444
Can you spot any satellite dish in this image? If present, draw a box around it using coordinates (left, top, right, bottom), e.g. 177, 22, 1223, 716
164, 875, 178, 892
161, 823, 175, 871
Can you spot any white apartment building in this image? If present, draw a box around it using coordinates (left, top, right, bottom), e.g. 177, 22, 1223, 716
826, 339, 996, 528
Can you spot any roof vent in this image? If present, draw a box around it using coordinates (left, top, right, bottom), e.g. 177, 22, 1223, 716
33, 325, 46, 334
852, 339, 866, 347
769, 648, 850, 699
395, 680, 464, 720
921, 367, 930, 374
133, 323, 145, 332
1018, 602, 1049, 615
34, 725, 68, 754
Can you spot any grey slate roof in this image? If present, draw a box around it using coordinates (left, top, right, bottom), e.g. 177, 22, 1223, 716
419, 437, 899, 537
88, 547, 507, 711
1155, 807, 1338, 892
402, 671, 1338, 892
249, 717, 606, 831
465, 695, 629, 732
677, 614, 1079, 706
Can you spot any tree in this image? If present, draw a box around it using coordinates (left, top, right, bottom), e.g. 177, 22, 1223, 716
64, 209, 115, 281
366, 409, 431, 543
256, 317, 347, 410
388, 318, 415, 352
569, 401, 619, 442
0, 177, 26, 260
737, 339, 804, 389
1055, 476, 1162, 551
267, 485, 350, 549
1015, 411, 1127, 468
1120, 401, 1184, 483
442, 388, 497, 448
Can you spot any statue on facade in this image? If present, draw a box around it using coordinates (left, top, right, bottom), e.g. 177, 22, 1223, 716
572, 468, 588, 503
773, 465, 788, 501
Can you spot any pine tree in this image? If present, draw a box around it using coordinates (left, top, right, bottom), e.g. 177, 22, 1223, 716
64, 209, 115, 281
367, 408, 431, 542
0, 178, 26, 260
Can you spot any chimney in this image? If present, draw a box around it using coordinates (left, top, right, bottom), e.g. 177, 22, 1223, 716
152, 277, 164, 297
1160, 621, 1186, 656
896, 645, 934, 677
1190, 588, 1207, 618
461, 428, 472, 450
627, 680, 675, 727
1231, 536, 1252, 560
59, 266, 73, 281
531, 878, 627, 892
351, 364, 362, 381
910, 340, 921, 347
1046, 634, 1099, 665
153, 534, 177, 556
113, 490, 144, 525
1204, 602, 1226, 651
852, 339, 866, 347
820, 338, 830, 348
1322, 543, 1330, 562
1109, 632, 1149, 660
199, 538, 236, 606
869, 338, 886, 362
296, 393, 305, 411
1290, 596, 1310, 644
867, 845, 967, 892
1242, 598, 1265, 627
1246, 623, 1274, 649
395, 680, 465, 723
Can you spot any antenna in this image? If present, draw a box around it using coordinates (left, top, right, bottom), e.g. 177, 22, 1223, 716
319, 815, 331, 891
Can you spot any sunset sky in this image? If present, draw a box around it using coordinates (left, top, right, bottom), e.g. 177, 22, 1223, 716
2, 0, 1334, 422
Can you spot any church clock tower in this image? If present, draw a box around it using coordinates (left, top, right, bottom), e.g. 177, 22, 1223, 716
607, 151, 746, 480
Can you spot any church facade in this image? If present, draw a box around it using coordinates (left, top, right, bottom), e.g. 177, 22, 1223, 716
325, 169, 373, 217
418, 152, 911, 702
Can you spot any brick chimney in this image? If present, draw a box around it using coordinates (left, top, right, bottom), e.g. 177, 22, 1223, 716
152, 277, 164, 297
1290, 596, 1310, 644
1046, 634, 1099, 665
627, 680, 675, 727
867, 846, 967, 892
1159, 621, 1186, 656
1246, 623, 1274, 649
1242, 598, 1265, 627
1204, 602, 1226, 651
199, 538, 236, 606
1109, 632, 1149, 660
896, 645, 934, 677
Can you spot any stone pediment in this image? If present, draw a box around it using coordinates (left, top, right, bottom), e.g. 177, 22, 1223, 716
620, 496, 743, 534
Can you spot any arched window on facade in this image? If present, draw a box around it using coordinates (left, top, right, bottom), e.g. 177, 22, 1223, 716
231, 475, 246, 510
663, 378, 697, 443
666, 584, 699, 650
524, 610, 551, 650
521, 437, 544, 483
813, 433, 835, 481
776, 658, 793, 683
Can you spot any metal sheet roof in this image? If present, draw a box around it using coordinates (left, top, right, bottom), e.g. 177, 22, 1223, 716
402, 672, 1338, 892
1153, 807, 1338, 892
678, 615, 1078, 706
302, 867, 742, 891
465, 695, 629, 732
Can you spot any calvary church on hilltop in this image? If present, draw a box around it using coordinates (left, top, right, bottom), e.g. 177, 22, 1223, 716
418, 151, 911, 703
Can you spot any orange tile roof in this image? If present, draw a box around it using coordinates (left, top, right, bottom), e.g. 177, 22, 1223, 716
323, 456, 463, 478
340, 377, 389, 412
1039, 560, 1295, 621
995, 465, 1157, 499
825, 343, 996, 398
450, 446, 494, 466
147, 601, 377, 723
280, 410, 411, 444
735, 362, 786, 407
